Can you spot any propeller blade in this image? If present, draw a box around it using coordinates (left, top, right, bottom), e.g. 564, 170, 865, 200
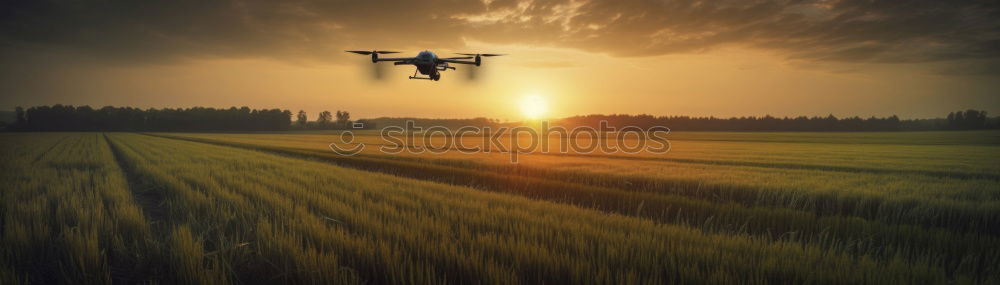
444, 56, 474, 59
456, 53, 506, 57
346, 50, 401, 55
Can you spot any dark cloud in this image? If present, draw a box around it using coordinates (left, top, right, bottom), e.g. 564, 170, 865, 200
0, 0, 486, 63
469, 0, 1000, 63
1, 0, 998, 70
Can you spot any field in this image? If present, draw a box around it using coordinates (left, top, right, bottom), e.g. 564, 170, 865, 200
2, 131, 998, 284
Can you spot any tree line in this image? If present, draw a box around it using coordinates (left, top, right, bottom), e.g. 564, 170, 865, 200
4, 105, 996, 132
294, 110, 373, 130
4, 105, 377, 132
554, 110, 997, 131
8, 105, 293, 131
946, 110, 991, 130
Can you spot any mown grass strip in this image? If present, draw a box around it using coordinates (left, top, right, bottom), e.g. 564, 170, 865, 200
104, 133, 170, 232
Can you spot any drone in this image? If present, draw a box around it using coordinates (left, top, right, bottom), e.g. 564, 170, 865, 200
345, 50, 504, 81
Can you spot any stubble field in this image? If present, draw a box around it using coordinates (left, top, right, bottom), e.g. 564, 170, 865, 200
2, 130, 998, 284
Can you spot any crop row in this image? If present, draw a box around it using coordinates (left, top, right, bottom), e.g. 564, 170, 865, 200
151, 133, 1000, 282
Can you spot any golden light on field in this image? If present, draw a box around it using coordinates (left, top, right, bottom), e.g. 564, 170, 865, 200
519, 94, 549, 120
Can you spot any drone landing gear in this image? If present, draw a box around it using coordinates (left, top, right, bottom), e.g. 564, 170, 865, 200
408, 69, 440, 81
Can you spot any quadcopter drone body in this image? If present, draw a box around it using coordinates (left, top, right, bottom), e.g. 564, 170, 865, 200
345, 50, 503, 81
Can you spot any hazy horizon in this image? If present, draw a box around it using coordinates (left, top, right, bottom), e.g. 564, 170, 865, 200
3, 103, 987, 122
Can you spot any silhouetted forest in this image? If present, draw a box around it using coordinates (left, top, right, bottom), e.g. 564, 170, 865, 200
553, 110, 997, 131
292, 109, 374, 130
7, 105, 292, 131
3, 105, 997, 132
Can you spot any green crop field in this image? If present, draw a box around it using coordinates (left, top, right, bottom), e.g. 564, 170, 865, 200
2, 131, 999, 284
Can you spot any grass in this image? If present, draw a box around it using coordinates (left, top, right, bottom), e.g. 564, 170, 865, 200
150, 132, 1000, 281
164, 132, 1000, 232
0, 133, 154, 283
2, 131, 998, 283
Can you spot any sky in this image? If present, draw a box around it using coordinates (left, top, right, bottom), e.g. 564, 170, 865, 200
1, 0, 998, 120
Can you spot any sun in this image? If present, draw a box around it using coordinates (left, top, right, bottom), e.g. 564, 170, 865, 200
520, 95, 549, 120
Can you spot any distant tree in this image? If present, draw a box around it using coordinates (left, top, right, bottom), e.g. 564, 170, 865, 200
335, 110, 351, 127
947, 109, 988, 130
964, 109, 987, 129
281, 110, 293, 129
296, 110, 308, 126
14, 106, 25, 128
318, 111, 333, 127
952, 111, 966, 129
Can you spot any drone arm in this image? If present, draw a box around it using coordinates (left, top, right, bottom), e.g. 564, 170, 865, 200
374, 57, 416, 62
438, 59, 477, 65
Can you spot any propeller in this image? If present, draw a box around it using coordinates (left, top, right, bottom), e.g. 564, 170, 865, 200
443, 56, 474, 60
454, 53, 505, 80
345, 50, 400, 81
345, 50, 401, 55
456, 53, 505, 57
346, 50, 403, 66
455, 53, 505, 66
371, 60, 388, 81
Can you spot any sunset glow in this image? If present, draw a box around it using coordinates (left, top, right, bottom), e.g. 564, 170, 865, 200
0, 1, 996, 119
519, 94, 549, 119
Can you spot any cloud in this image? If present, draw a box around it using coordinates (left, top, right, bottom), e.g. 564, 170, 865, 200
519, 60, 577, 68
2, 0, 998, 72
467, 0, 1000, 63
0, 0, 486, 63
